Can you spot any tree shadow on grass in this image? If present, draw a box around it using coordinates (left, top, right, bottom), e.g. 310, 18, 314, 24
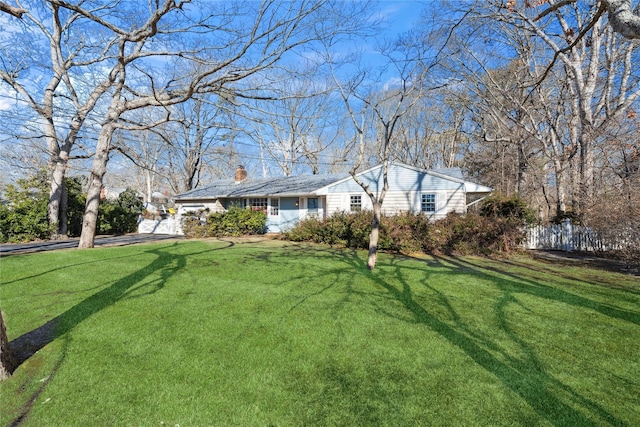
5, 240, 235, 426
234, 242, 635, 425
8, 241, 233, 370
447, 256, 640, 326
330, 251, 629, 427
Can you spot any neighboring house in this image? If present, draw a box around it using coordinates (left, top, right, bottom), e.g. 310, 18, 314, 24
172, 163, 493, 234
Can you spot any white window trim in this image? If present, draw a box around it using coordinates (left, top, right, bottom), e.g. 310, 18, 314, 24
349, 194, 362, 212
269, 197, 279, 217
421, 193, 437, 214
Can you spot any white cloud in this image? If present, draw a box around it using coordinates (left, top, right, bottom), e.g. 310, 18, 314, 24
382, 77, 403, 92
0, 85, 18, 111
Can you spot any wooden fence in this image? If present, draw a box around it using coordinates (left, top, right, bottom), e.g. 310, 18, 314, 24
525, 220, 612, 252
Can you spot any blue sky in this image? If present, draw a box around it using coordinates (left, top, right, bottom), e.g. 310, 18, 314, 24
378, 0, 426, 35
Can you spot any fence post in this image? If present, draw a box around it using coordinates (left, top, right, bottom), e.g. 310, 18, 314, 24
563, 218, 574, 251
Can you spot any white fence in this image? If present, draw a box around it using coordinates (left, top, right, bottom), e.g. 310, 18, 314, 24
525, 219, 613, 252
138, 218, 181, 235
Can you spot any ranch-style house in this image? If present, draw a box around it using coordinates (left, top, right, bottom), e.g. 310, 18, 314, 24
172, 163, 493, 234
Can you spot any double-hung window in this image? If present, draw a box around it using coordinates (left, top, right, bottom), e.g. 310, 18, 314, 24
307, 197, 318, 214
421, 193, 436, 213
350, 195, 362, 212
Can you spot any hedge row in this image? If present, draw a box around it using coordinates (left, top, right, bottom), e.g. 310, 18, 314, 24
283, 196, 534, 256
181, 207, 267, 238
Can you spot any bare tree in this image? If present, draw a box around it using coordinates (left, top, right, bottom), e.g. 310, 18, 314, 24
391, 90, 467, 170
0, 1, 125, 238
459, 0, 640, 220
243, 78, 339, 176
2, 1, 371, 248
112, 121, 169, 204
0, 1, 26, 18
503, 0, 640, 40
51, 0, 368, 248
326, 29, 444, 269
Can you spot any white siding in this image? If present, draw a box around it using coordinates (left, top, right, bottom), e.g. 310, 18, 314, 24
177, 199, 225, 216
380, 191, 413, 215
326, 187, 467, 221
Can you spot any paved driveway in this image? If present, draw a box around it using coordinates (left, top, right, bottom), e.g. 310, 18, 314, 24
0, 234, 182, 256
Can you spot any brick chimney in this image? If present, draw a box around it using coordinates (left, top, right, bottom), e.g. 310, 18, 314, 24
234, 165, 247, 182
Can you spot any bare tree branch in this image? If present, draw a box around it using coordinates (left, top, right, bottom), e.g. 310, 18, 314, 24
0, 1, 27, 19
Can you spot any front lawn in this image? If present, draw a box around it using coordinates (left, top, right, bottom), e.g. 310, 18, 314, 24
1, 238, 638, 426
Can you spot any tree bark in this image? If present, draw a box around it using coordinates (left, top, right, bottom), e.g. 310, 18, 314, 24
367, 202, 382, 270
0, 309, 16, 381
79, 124, 114, 248
48, 158, 71, 238
605, 0, 640, 39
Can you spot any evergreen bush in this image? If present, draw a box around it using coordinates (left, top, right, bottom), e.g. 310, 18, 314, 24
98, 188, 144, 235
206, 207, 267, 237
0, 173, 54, 242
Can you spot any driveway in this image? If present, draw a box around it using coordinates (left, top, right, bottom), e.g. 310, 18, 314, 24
0, 234, 183, 256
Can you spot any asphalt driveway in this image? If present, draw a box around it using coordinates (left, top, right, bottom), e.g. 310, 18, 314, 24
0, 234, 182, 256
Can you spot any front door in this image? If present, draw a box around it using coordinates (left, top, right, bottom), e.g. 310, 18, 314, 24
279, 197, 300, 231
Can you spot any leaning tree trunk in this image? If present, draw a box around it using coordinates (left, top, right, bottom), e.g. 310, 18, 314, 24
0, 309, 16, 381
367, 202, 383, 270
79, 125, 114, 248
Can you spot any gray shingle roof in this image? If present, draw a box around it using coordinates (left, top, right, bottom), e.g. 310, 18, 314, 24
175, 174, 348, 200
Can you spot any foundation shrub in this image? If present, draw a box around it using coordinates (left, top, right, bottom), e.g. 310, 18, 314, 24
431, 213, 518, 255
382, 211, 429, 253
181, 209, 209, 238
284, 197, 530, 256
284, 216, 327, 243
207, 207, 267, 237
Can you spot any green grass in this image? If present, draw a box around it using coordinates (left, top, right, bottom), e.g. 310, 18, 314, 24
1, 238, 638, 426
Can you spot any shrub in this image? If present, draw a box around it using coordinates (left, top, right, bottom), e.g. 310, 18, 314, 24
181, 207, 267, 238
206, 207, 267, 237
0, 173, 54, 242
480, 194, 537, 226
382, 211, 429, 253
98, 188, 144, 235
428, 212, 524, 255
283, 210, 374, 249
284, 216, 333, 244
586, 194, 640, 268
181, 209, 209, 238
284, 204, 527, 256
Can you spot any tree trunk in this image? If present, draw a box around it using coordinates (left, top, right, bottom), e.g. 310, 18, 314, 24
553, 158, 568, 218
0, 309, 16, 381
79, 126, 114, 248
59, 181, 69, 237
48, 157, 67, 239
516, 140, 527, 194
367, 202, 382, 270
579, 135, 594, 220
